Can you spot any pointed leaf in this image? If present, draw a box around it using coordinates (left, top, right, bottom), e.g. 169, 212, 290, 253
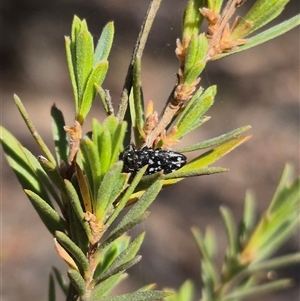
214, 15, 300, 60
95, 162, 123, 221
132, 57, 145, 139
184, 61, 205, 85
76, 163, 93, 213
114, 180, 163, 234
96, 233, 145, 283
184, 34, 200, 75
174, 86, 216, 139
220, 206, 239, 257
25, 189, 66, 234
64, 179, 93, 243
234, 0, 289, 37
13, 94, 57, 165
96, 256, 141, 285
91, 290, 170, 301
0, 127, 51, 203
38, 155, 68, 206
98, 129, 112, 177
55, 231, 90, 277
224, 279, 292, 301
192, 227, 220, 290
52, 267, 68, 296
21, 147, 60, 208
80, 136, 101, 199
67, 269, 86, 296
182, 0, 204, 39
75, 29, 94, 106
110, 121, 127, 166
65, 36, 79, 110
94, 21, 114, 64
91, 274, 127, 298
106, 165, 148, 227
48, 273, 56, 301
78, 60, 109, 123
178, 136, 251, 173
177, 126, 251, 152
162, 166, 228, 182
102, 212, 149, 255
51, 105, 69, 164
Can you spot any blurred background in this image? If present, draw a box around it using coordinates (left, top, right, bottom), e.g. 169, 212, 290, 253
1, 0, 299, 300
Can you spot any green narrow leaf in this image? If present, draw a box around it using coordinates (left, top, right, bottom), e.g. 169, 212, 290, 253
78, 60, 109, 123
91, 274, 126, 298
122, 169, 162, 204
268, 164, 298, 213
184, 61, 205, 85
177, 280, 195, 301
174, 85, 216, 139
21, 147, 58, 208
48, 273, 56, 301
203, 227, 217, 260
64, 179, 93, 243
102, 212, 149, 256
52, 267, 68, 296
176, 125, 252, 153
91, 289, 170, 301
94, 21, 115, 64
96, 233, 145, 284
38, 155, 68, 206
220, 206, 239, 257
214, 15, 300, 60
76, 163, 93, 213
55, 231, 90, 277
132, 57, 145, 140
110, 121, 127, 166
98, 129, 112, 177
51, 105, 69, 165
234, 0, 289, 36
65, 36, 79, 110
174, 85, 203, 123
71, 16, 83, 46
178, 136, 251, 172
114, 180, 163, 233
239, 191, 256, 243
207, 0, 222, 14
191, 227, 220, 288
182, 0, 205, 39
224, 279, 292, 301
96, 256, 142, 284
248, 253, 300, 276
69, 200, 90, 253
184, 34, 200, 74
105, 165, 148, 227
162, 167, 228, 184
92, 117, 104, 151
184, 33, 208, 82
0, 127, 47, 201
67, 269, 86, 296
95, 162, 123, 221
94, 241, 121, 277
75, 28, 94, 109
242, 168, 300, 264
13, 94, 57, 165
25, 190, 66, 235
106, 174, 127, 211
103, 114, 119, 135
80, 136, 101, 199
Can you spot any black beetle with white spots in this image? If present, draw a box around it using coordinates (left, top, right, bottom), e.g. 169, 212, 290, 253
119, 144, 187, 176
